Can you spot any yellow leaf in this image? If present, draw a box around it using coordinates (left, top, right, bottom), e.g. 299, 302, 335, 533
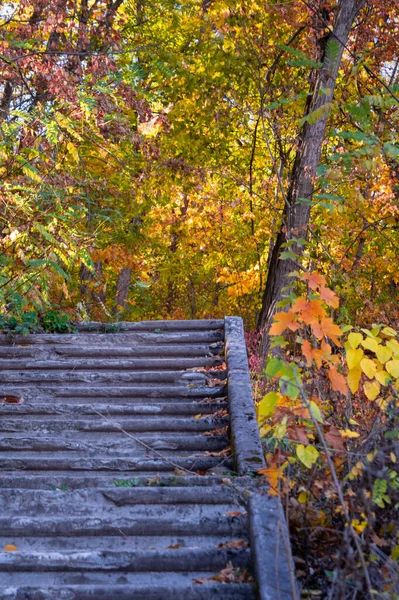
346, 348, 363, 369
67, 142, 79, 163
4, 545, 17, 552
376, 345, 392, 364
339, 429, 360, 438
382, 326, 397, 337
364, 380, 380, 401
298, 491, 311, 503
347, 366, 362, 394
386, 339, 399, 356
296, 444, 319, 469
361, 337, 379, 353
360, 358, 378, 379
273, 418, 287, 439
390, 452, 396, 464
348, 332, 363, 349
258, 392, 279, 421
386, 359, 399, 379
352, 519, 367, 534
375, 370, 391, 386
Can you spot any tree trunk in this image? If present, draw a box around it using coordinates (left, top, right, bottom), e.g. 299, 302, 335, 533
115, 267, 132, 309
257, 0, 365, 343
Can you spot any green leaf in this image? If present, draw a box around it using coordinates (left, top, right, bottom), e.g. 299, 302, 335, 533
265, 357, 284, 378
279, 250, 297, 261
309, 401, 323, 423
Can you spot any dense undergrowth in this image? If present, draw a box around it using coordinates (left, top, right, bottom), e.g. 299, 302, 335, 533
249, 274, 399, 598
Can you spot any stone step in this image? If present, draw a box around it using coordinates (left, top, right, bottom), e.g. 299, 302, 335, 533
0, 400, 229, 415
75, 319, 224, 331
0, 498, 243, 520
0, 474, 232, 490
0, 486, 244, 510
0, 534, 245, 552
0, 331, 224, 346
0, 344, 223, 359
0, 357, 224, 371
0, 385, 226, 399
0, 415, 229, 433
0, 456, 234, 473
54, 344, 224, 358
0, 581, 256, 599
0, 513, 247, 537
0, 547, 251, 572
0, 370, 226, 384
0, 433, 229, 453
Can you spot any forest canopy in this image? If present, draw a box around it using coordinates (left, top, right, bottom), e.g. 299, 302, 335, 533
0, 0, 397, 330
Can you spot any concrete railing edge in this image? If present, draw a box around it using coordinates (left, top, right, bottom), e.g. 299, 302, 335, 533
224, 316, 266, 475
225, 316, 298, 600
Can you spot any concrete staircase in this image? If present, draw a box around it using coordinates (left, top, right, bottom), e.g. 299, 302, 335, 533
0, 317, 295, 599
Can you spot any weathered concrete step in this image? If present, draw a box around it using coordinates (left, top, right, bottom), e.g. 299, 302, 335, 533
0, 357, 224, 371
0, 434, 228, 453
0, 534, 246, 552
0, 499, 243, 521
0, 415, 229, 432
0, 331, 224, 346
75, 319, 224, 331
0, 547, 251, 572
0, 344, 223, 359
0, 370, 226, 384
0, 474, 235, 490
0, 456, 234, 472
0, 401, 229, 416
0, 487, 243, 509
0, 581, 256, 599
0, 513, 247, 536
1, 385, 226, 399
54, 344, 224, 358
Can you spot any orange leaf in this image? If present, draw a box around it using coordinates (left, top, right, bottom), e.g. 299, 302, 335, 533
302, 272, 326, 290
301, 339, 313, 364
300, 299, 326, 325
320, 286, 339, 309
328, 366, 348, 395
269, 310, 298, 335
312, 348, 324, 367
291, 297, 308, 313
4, 545, 17, 552
321, 339, 332, 355
320, 318, 343, 345
258, 467, 281, 495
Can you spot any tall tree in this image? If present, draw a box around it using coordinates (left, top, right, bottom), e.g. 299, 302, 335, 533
257, 0, 367, 339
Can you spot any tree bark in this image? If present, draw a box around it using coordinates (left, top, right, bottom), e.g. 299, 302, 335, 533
257, 0, 366, 342
115, 267, 132, 309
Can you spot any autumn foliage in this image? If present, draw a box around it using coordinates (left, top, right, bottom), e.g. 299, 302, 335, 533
0, 0, 398, 596
255, 273, 399, 597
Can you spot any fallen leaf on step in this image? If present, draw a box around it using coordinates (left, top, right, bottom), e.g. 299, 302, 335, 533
218, 539, 249, 548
